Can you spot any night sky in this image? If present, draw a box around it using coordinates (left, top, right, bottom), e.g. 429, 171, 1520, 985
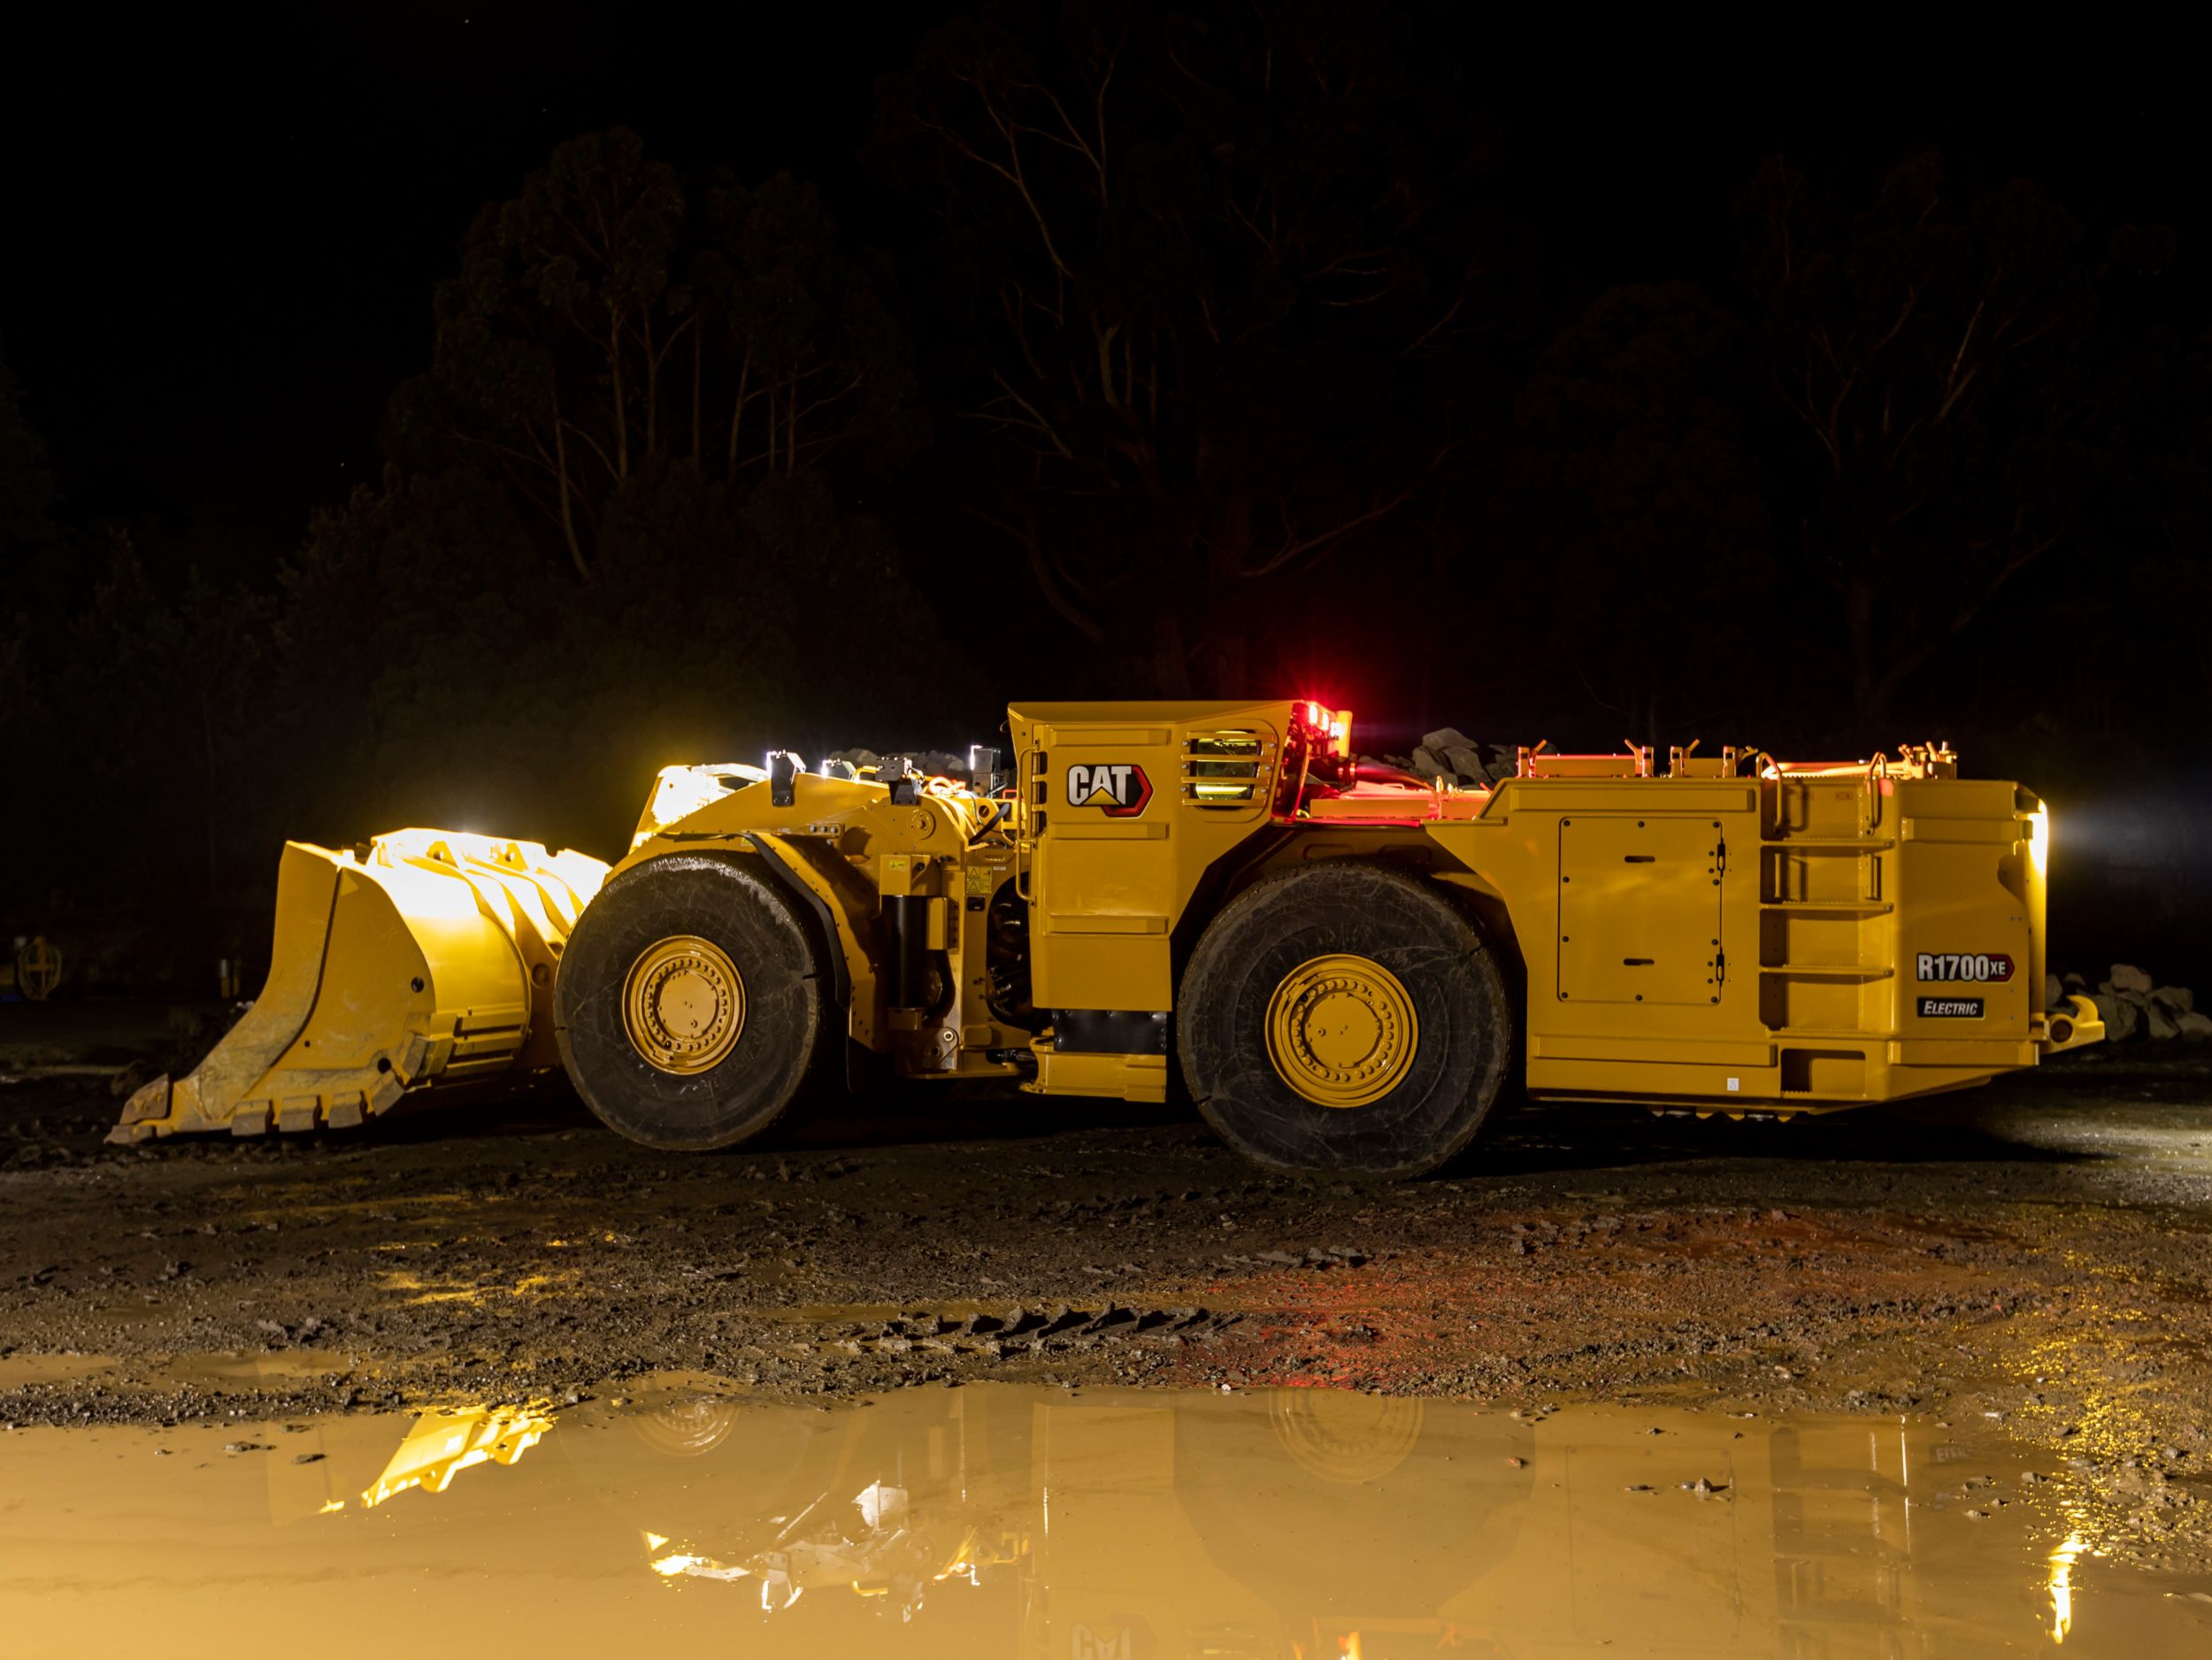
9, 13, 2193, 569
5, 9, 933, 569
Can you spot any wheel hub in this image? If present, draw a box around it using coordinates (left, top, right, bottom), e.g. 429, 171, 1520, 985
622, 935, 745, 1074
1264, 952, 1418, 1109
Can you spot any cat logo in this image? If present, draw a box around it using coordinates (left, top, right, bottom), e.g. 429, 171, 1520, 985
1066, 762, 1153, 817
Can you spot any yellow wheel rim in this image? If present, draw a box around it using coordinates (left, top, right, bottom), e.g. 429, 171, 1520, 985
622, 935, 745, 1074
1264, 952, 1418, 1109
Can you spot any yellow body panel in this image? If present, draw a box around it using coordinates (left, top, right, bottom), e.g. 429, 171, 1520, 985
134, 699, 2096, 1142
996, 702, 2091, 1111
1010, 699, 1287, 1012
1417, 766, 2093, 1109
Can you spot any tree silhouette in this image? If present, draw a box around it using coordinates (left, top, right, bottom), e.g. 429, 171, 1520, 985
390, 131, 912, 581
1514, 282, 1772, 739
690, 169, 918, 485
0, 346, 55, 565
59, 535, 272, 901
879, 3, 1509, 695
1741, 149, 2164, 728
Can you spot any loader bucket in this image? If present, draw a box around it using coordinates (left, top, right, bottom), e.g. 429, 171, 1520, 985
111, 831, 609, 1143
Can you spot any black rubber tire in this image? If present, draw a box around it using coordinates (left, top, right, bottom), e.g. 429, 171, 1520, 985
1178, 862, 1512, 1179
555, 854, 825, 1151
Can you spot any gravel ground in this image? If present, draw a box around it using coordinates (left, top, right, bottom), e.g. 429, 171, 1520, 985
3, 1002, 2209, 1570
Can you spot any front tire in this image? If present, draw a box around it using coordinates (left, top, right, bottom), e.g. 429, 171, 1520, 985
1178, 863, 1512, 1178
556, 854, 825, 1150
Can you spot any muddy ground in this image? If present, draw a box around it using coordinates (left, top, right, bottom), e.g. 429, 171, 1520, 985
4, 1002, 2210, 1571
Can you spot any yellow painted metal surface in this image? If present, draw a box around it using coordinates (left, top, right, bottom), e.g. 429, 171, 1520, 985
142, 700, 2095, 1139
620, 934, 744, 1074
1556, 815, 1722, 1005
1009, 698, 1294, 1013
1422, 759, 2099, 1109
111, 831, 607, 1142
1263, 952, 1419, 1108
1023, 1048, 1170, 1103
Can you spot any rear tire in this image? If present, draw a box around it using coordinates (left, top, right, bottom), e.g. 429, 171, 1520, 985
556, 854, 825, 1151
1178, 863, 1512, 1179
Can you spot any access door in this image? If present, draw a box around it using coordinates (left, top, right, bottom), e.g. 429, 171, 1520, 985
1556, 816, 1724, 1005
1022, 715, 1281, 1015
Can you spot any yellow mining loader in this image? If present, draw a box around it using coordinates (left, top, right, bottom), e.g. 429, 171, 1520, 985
115, 700, 2101, 1175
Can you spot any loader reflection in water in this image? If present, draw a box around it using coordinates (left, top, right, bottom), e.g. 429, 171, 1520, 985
4, 1384, 2203, 1656
357, 1402, 555, 1509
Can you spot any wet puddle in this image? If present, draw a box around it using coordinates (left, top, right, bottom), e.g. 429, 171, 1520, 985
3, 1382, 2206, 1656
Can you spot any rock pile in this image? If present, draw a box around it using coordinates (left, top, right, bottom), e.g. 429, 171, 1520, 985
1406, 727, 1516, 788
823, 748, 974, 780
2059, 964, 2212, 1041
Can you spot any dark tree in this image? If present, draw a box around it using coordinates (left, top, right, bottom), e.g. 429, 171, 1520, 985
1741, 149, 2167, 729
271, 133, 974, 858
0, 345, 55, 572
391, 131, 913, 581
689, 169, 919, 486
62, 537, 272, 901
879, 2, 1511, 695
0, 350, 63, 911
1513, 282, 1771, 740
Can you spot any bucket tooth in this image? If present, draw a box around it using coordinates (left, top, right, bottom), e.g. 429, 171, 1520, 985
277, 1096, 320, 1134
112, 832, 609, 1143
108, 1075, 173, 1145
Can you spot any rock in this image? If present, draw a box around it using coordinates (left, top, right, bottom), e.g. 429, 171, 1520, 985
2151, 985, 2195, 1016
2178, 1011, 2212, 1041
2091, 994, 2141, 1041
2147, 1003, 2181, 1041
2110, 964, 2154, 995
2045, 974, 2065, 1009
1416, 728, 1499, 786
